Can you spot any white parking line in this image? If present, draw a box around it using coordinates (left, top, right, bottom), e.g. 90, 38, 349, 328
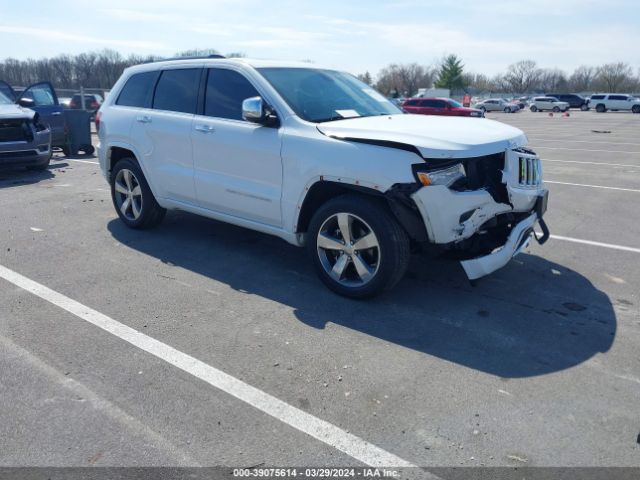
545, 180, 640, 193
530, 137, 640, 146
0, 264, 416, 469
543, 159, 640, 168
64, 159, 99, 165
535, 146, 640, 154
545, 235, 640, 254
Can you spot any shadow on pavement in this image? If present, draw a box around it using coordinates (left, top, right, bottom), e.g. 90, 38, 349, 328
108, 211, 616, 379
0, 162, 68, 188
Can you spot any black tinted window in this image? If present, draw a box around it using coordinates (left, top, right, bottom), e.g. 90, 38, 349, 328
405, 99, 419, 106
591, 95, 605, 100
609, 95, 627, 100
205, 69, 259, 120
153, 69, 200, 114
117, 72, 157, 108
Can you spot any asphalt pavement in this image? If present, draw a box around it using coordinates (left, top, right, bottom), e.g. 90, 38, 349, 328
0, 110, 638, 471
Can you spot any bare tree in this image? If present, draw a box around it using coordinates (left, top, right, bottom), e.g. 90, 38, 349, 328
503, 60, 542, 93
357, 71, 373, 86
568, 65, 596, 92
594, 62, 635, 92
462, 72, 497, 92
539, 68, 568, 92
375, 63, 433, 97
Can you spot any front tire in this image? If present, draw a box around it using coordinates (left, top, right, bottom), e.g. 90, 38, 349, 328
110, 157, 165, 229
580, 104, 589, 111
306, 194, 410, 298
595, 104, 606, 113
552, 106, 561, 113
530, 105, 538, 112
632, 105, 640, 114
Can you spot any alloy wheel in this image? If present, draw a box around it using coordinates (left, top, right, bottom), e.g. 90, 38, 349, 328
316, 213, 380, 287
114, 168, 143, 221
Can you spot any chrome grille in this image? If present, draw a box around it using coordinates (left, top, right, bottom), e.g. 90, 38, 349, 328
518, 156, 542, 187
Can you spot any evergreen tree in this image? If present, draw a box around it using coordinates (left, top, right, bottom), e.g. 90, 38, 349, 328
434, 54, 466, 91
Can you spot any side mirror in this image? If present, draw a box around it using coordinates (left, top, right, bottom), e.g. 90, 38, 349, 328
242, 96, 278, 127
18, 97, 35, 108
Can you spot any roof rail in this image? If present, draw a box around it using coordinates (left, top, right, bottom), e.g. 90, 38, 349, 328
143, 54, 226, 64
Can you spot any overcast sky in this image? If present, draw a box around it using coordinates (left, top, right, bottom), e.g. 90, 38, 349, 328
1, 0, 638, 76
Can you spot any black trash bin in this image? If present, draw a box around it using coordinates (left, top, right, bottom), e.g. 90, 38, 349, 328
63, 110, 94, 156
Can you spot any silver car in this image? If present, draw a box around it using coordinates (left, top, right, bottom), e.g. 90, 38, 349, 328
0, 91, 51, 170
473, 98, 519, 113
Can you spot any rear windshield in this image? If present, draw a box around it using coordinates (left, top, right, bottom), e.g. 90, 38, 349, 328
257, 67, 401, 123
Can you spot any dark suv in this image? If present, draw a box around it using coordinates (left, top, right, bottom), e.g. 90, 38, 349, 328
546, 93, 589, 110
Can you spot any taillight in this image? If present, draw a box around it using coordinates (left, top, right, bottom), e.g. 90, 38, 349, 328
70, 100, 77, 108
90, 101, 99, 109
95, 111, 102, 132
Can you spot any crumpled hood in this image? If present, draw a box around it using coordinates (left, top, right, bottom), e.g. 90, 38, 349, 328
316, 114, 528, 159
0, 104, 35, 120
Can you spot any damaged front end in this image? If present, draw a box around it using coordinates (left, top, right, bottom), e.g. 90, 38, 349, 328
0, 111, 51, 167
408, 148, 549, 280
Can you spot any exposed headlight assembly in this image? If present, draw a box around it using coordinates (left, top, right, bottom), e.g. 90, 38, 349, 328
415, 163, 465, 187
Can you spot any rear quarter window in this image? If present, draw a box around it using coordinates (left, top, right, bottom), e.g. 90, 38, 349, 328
116, 71, 158, 108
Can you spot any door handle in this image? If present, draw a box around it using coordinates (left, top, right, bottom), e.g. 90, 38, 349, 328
51, 111, 62, 116
136, 115, 152, 124
194, 124, 215, 133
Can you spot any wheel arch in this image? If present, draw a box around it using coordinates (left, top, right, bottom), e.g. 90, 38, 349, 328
296, 180, 384, 235
104, 143, 162, 202
295, 179, 428, 243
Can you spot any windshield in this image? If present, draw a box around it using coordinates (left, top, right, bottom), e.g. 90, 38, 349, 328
0, 91, 12, 105
257, 68, 401, 122
448, 99, 463, 108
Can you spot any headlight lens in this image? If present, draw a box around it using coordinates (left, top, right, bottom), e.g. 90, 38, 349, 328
416, 163, 465, 187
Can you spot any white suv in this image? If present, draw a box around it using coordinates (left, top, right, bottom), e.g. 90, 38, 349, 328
97, 57, 549, 298
588, 94, 640, 113
529, 96, 569, 113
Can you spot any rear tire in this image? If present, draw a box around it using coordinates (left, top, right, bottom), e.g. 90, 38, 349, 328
632, 105, 640, 114
595, 104, 606, 113
580, 104, 589, 111
479, 106, 486, 113
306, 194, 410, 298
110, 157, 165, 229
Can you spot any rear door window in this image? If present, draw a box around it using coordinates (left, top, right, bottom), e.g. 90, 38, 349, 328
152, 68, 201, 114
117, 71, 158, 108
